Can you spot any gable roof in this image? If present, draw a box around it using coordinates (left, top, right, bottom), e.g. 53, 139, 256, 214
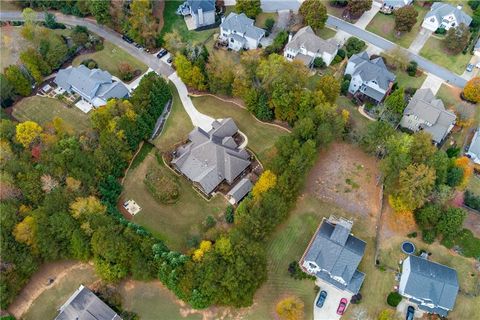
383, 0, 413, 7
221, 12, 265, 40
227, 178, 253, 202
285, 26, 338, 55
467, 128, 480, 163
348, 52, 396, 91
55, 285, 121, 320
172, 118, 250, 194
187, 0, 215, 12
475, 38, 480, 50
303, 219, 366, 294
425, 3, 472, 26
403, 256, 459, 314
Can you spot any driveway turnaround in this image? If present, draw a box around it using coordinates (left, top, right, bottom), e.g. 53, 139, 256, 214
354, 4, 380, 30
408, 28, 432, 54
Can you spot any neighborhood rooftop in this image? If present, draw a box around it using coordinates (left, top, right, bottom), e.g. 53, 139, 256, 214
227, 177, 253, 204
285, 26, 338, 57
187, 0, 215, 12
425, 2, 472, 27
221, 12, 265, 40
467, 128, 480, 164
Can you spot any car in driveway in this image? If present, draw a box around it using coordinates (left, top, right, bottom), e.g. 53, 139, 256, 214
406, 306, 415, 320
466, 64, 474, 72
336, 298, 348, 315
316, 291, 327, 308
157, 48, 167, 59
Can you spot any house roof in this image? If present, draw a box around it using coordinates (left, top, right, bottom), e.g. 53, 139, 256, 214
402, 88, 456, 143
304, 219, 366, 294
383, 0, 413, 8
348, 52, 396, 91
402, 256, 459, 312
467, 128, 480, 163
285, 26, 338, 56
55, 285, 121, 320
475, 38, 480, 50
187, 0, 215, 12
172, 118, 251, 194
425, 2, 472, 27
227, 178, 253, 202
221, 12, 265, 40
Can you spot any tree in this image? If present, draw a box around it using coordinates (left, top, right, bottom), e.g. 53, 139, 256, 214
128, 0, 158, 47
90, 0, 111, 25
20, 48, 52, 83
13, 215, 37, 249
454, 156, 473, 188
252, 170, 277, 199
275, 296, 304, 320
175, 53, 207, 91
361, 121, 396, 154
394, 5, 418, 33
384, 88, 406, 115
22, 8, 36, 25
265, 17, 275, 33
4, 65, 32, 96
346, 0, 373, 19
44, 12, 58, 29
298, 0, 328, 31
316, 75, 340, 104
206, 54, 236, 96
345, 37, 366, 57
235, 0, 261, 18
437, 207, 466, 239
463, 77, 480, 103
118, 62, 135, 81
70, 196, 106, 219
163, 30, 185, 54
444, 23, 470, 54
15, 121, 42, 148
0, 74, 14, 107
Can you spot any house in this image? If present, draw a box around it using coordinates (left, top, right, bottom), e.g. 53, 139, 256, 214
467, 128, 480, 164
177, 0, 216, 29
422, 3, 472, 32
219, 12, 265, 51
345, 52, 396, 104
399, 255, 459, 317
54, 65, 129, 108
380, 0, 413, 14
474, 38, 480, 57
227, 178, 253, 204
300, 217, 366, 295
55, 284, 122, 320
284, 26, 338, 67
171, 118, 251, 195
399, 88, 456, 145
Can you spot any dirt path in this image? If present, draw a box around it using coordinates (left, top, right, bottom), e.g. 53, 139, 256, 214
7, 261, 89, 319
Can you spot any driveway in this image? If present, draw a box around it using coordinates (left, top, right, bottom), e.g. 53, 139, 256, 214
313, 278, 353, 320
408, 28, 432, 54
397, 300, 425, 319
420, 73, 443, 94
460, 55, 480, 80
354, 5, 380, 30
261, 0, 300, 12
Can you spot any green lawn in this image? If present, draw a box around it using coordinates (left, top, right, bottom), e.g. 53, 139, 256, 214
12, 96, 90, 133
437, 84, 464, 108
468, 175, 480, 195
191, 95, 289, 163
337, 95, 371, 134
395, 70, 427, 90
317, 27, 337, 40
254, 12, 278, 29
72, 41, 147, 79
0, 26, 31, 70
366, 5, 429, 48
420, 37, 473, 75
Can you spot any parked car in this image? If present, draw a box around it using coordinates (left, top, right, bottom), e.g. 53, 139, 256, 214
134, 43, 142, 49
167, 56, 173, 64
466, 64, 474, 72
336, 298, 348, 315
316, 291, 327, 308
122, 35, 133, 43
157, 49, 167, 58
406, 306, 415, 320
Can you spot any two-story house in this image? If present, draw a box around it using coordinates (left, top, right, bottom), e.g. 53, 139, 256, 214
380, 0, 413, 14
399, 88, 456, 145
399, 255, 459, 317
219, 12, 265, 51
345, 52, 396, 104
422, 3, 472, 32
284, 26, 338, 67
177, 0, 216, 30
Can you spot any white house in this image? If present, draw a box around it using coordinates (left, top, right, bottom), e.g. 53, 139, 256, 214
422, 3, 472, 32
380, 0, 413, 14
177, 0, 216, 29
399, 256, 459, 317
219, 12, 265, 51
467, 128, 480, 164
284, 26, 338, 67
474, 38, 480, 57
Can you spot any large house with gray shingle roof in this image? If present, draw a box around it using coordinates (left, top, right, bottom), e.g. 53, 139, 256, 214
422, 3, 472, 32
171, 118, 251, 195
284, 26, 338, 67
301, 218, 366, 295
400, 88, 456, 145
177, 0, 216, 29
380, 0, 413, 14
219, 12, 265, 51
399, 255, 459, 317
345, 52, 396, 104
54, 65, 129, 108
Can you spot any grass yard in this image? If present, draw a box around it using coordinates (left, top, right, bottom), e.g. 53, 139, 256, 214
0, 0, 20, 11
254, 12, 278, 29
437, 84, 464, 108
337, 96, 371, 134
468, 175, 480, 195
420, 37, 473, 75
366, 5, 429, 48
395, 70, 427, 90
326, 3, 346, 19
191, 95, 289, 163
0, 26, 31, 70
72, 41, 147, 79
317, 27, 337, 40
12, 96, 90, 133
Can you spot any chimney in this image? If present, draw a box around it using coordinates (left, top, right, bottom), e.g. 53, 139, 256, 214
288, 32, 293, 43
457, 5, 462, 10
198, 8, 204, 25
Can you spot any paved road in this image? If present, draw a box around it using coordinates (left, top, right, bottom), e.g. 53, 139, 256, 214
326, 15, 467, 88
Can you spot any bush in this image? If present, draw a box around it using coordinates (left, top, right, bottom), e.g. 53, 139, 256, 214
337, 48, 346, 59
81, 59, 98, 69
204, 215, 216, 229
446, 147, 460, 158
264, 17, 275, 33
341, 80, 350, 95
351, 293, 362, 304
435, 27, 446, 35
118, 62, 135, 82
441, 236, 455, 249
343, 73, 351, 81
313, 57, 326, 69
407, 232, 417, 238
144, 165, 180, 204
288, 261, 315, 280
422, 229, 436, 244
225, 205, 234, 223
406, 61, 418, 76
456, 228, 480, 258
345, 37, 366, 57
95, 43, 104, 51
465, 190, 480, 210
264, 31, 289, 55
386, 292, 402, 307
332, 54, 343, 65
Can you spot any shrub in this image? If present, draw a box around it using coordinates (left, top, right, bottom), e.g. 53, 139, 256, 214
204, 215, 216, 229
441, 236, 455, 249
341, 80, 350, 95
422, 229, 436, 244
351, 293, 362, 304
456, 228, 480, 258
332, 54, 343, 65
288, 261, 315, 280
465, 190, 480, 210
81, 59, 98, 69
95, 43, 104, 51
337, 48, 346, 59
407, 232, 417, 238
225, 205, 234, 223
186, 234, 200, 248
435, 27, 446, 35
118, 62, 135, 82
264, 30, 289, 54
345, 37, 366, 57
446, 147, 460, 158
386, 292, 402, 307
313, 57, 326, 69
264, 17, 275, 32
343, 73, 351, 81
144, 165, 180, 204
406, 61, 418, 76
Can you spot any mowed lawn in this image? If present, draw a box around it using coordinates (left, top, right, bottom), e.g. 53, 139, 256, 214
420, 37, 473, 75
395, 70, 427, 90
12, 96, 90, 132
366, 5, 428, 48
73, 41, 147, 79
191, 95, 289, 163
0, 26, 31, 70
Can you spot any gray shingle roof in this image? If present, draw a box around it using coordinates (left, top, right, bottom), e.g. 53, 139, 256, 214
227, 178, 253, 202
467, 128, 480, 162
425, 2, 472, 27
304, 220, 366, 294
187, 0, 215, 12
403, 256, 459, 312
348, 52, 396, 91
285, 26, 338, 55
383, 0, 413, 8
221, 12, 265, 40
475, 38, 480, 50
55, 285, 121, 320
172, 118, 250, 194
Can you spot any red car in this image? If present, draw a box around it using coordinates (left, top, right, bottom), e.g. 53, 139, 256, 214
336, 298, 348, 315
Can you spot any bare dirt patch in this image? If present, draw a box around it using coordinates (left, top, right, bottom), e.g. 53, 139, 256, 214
305, 142, 382, 218
464, 211, 480, 238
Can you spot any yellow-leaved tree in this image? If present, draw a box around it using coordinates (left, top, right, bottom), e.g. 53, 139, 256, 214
463, 77, 480, 103
454, 156, 473, 189
70, 196, 106, 219
275, 296, 304, 320
252, 170, 277, 199
15, 121, 42, 148
192, 240, 212, 262
13, 215, 37, 249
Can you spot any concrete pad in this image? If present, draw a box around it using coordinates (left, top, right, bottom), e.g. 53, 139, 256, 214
184, 16, 196, 31
365, 43, 383, 56
397, 300, 425, 319
313, 278, 353, 320
409, 28, 432, 54
75, 100, 93, 113
420, 73, 444, 94
354, 5, 380, 30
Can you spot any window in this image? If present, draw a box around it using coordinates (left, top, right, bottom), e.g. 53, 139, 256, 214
230, 38, 234, 43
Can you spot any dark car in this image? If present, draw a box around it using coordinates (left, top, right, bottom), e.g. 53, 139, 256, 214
406, 306, 415, 320
316, 290, 327, 308
122, 35, 133, 43
157, 49, 167, 58
134, 43, 142, 49
167, 56, 173, 64
336, 298, 348, 315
